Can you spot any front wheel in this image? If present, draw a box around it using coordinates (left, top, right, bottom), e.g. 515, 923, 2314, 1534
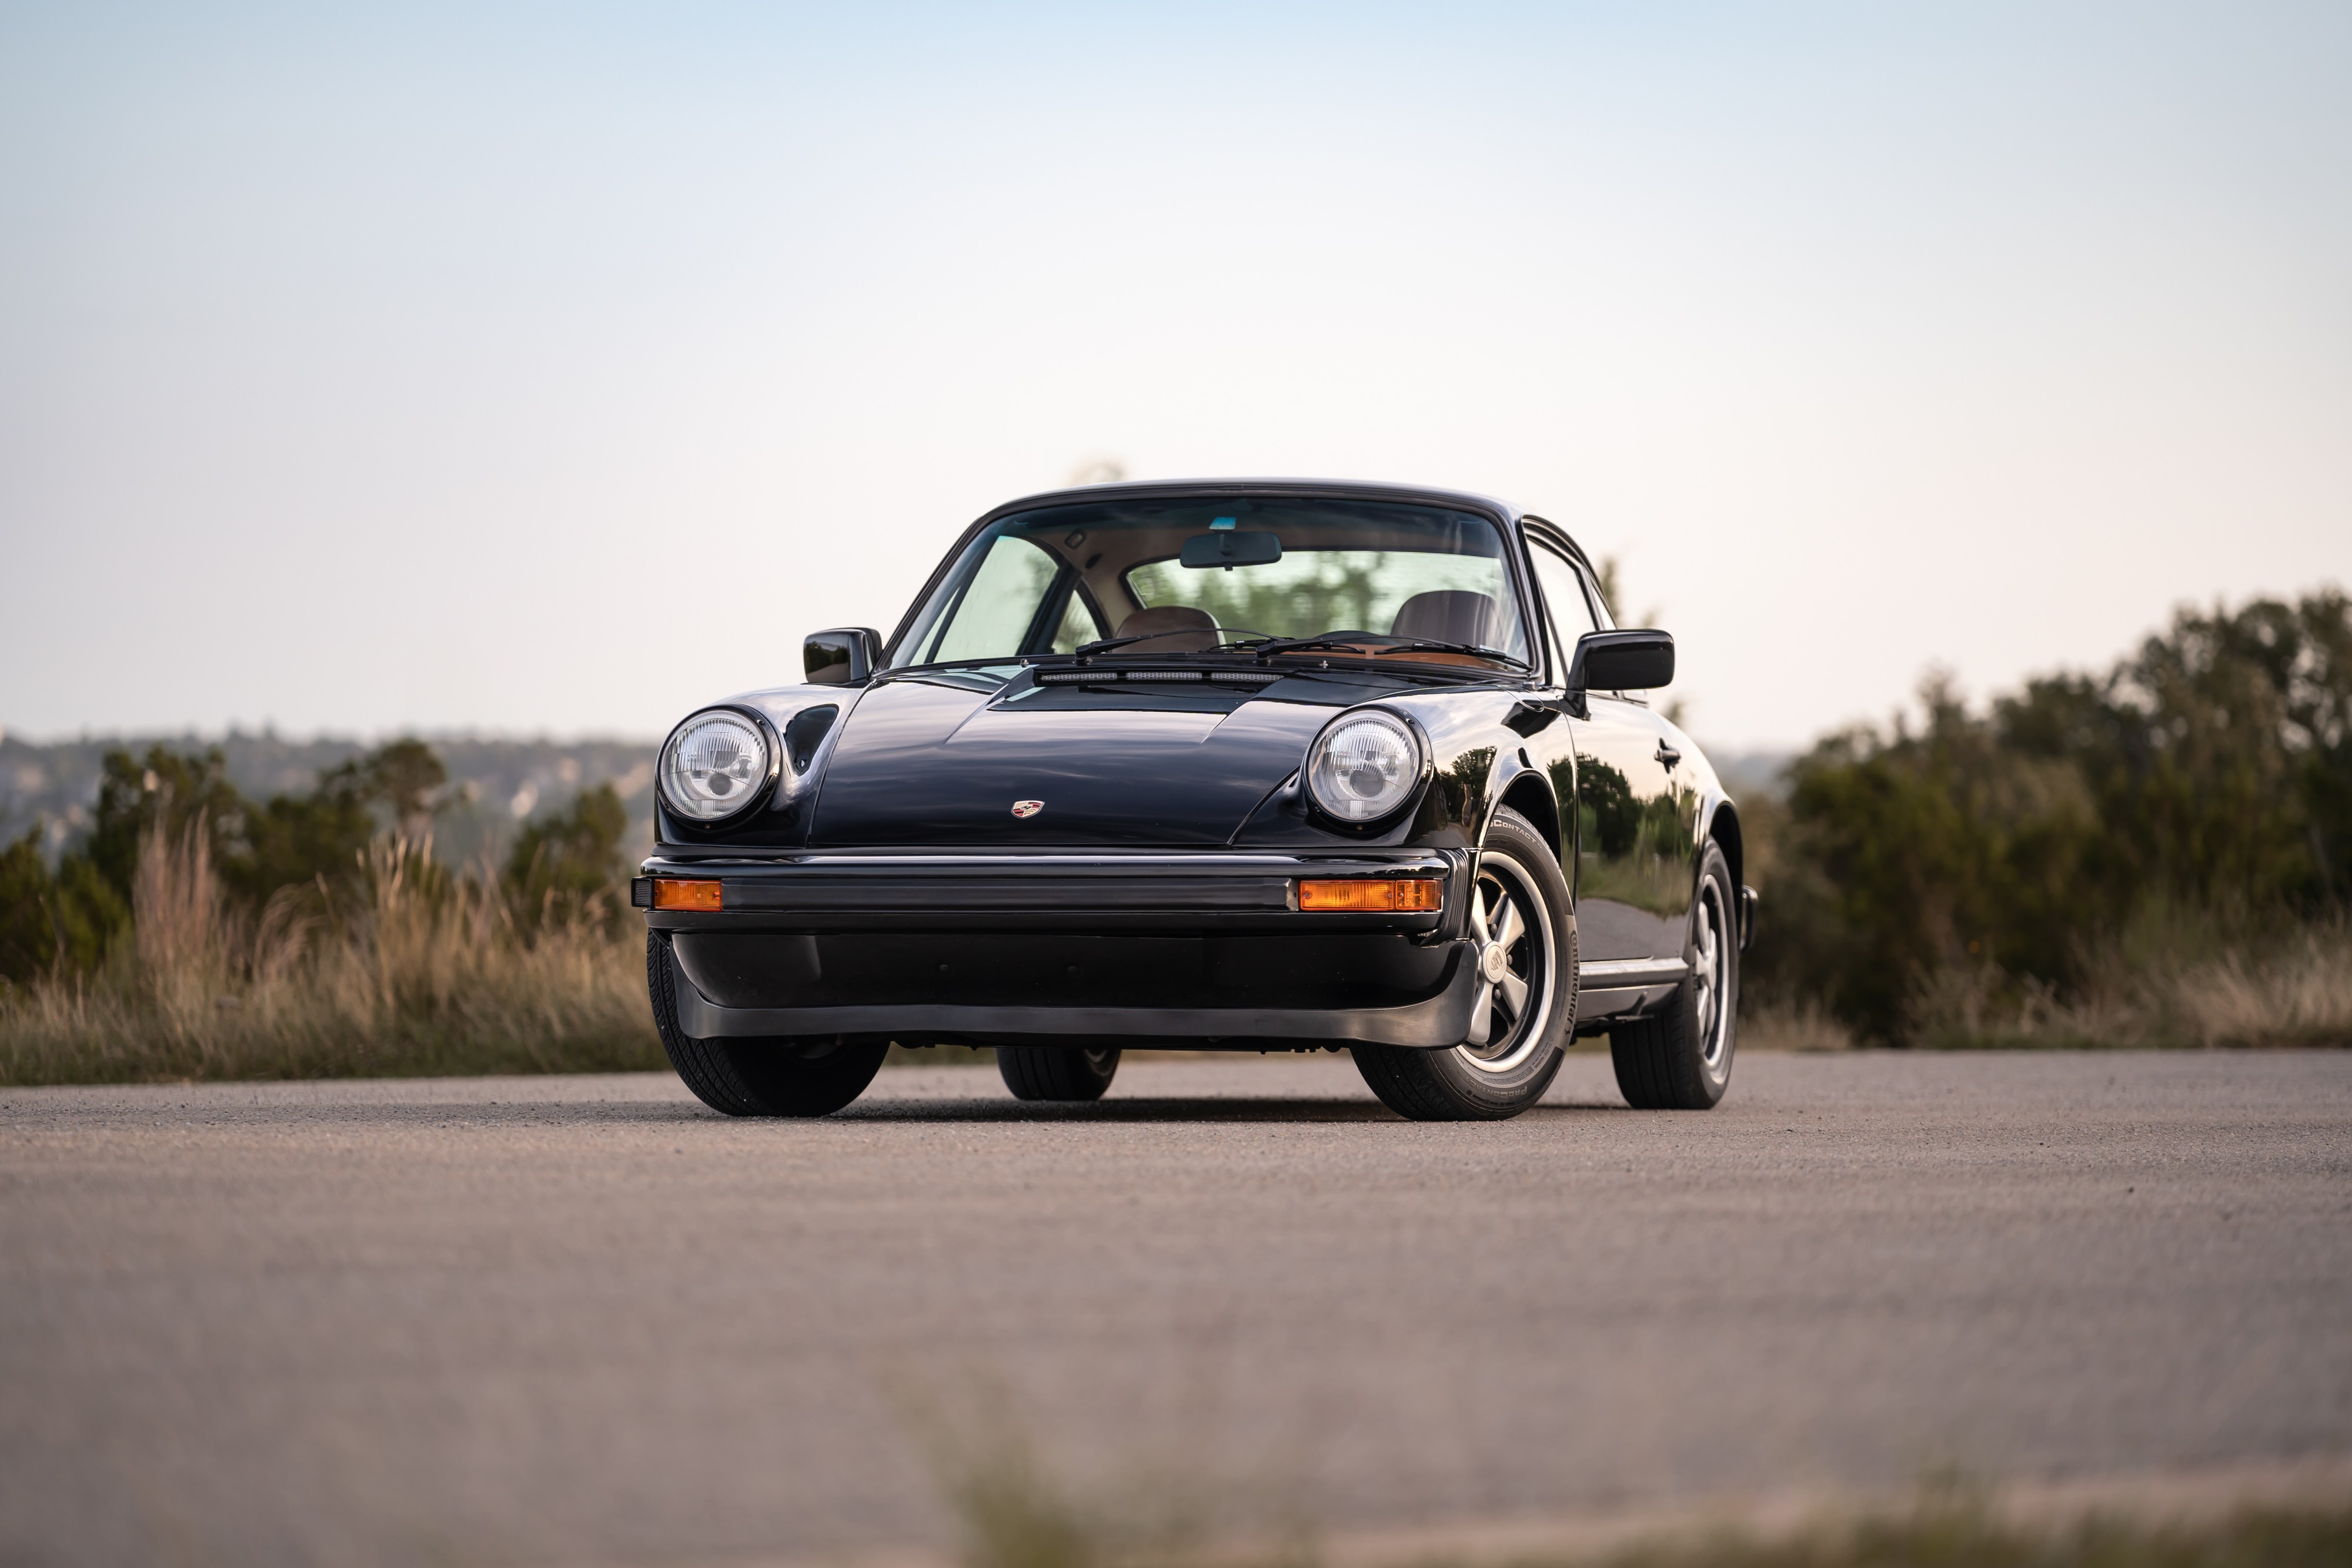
1352, 807, 1576, 1121
997, 1047, 1121, 1102
648, 933, 887, 1116
1609, 840, 1738, 1109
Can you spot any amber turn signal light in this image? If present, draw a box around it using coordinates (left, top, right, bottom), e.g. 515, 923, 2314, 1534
652, 879, 723, 911
1297, 877, 1442, 912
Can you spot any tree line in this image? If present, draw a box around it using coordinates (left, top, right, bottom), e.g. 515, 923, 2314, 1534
1745, 590, 2352, 1041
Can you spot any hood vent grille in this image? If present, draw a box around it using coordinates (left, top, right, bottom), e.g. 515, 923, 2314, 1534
1036, 668, 1281, 686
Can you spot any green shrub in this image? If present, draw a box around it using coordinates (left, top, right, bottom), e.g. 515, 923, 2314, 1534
1746, 591, 2352, 1044
504, 782, 629, 930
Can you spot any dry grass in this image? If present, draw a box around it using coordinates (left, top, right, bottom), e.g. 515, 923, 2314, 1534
1738, 997, 1860, 1052
0, 818, 660, 1085
1907, 918, 2352, 1051
2176, 924, 2352, 1047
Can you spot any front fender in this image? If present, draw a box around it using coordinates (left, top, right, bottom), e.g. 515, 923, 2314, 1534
1478, 744, 1566, 862
1394, 701, 1564, 862
653, 681, 876, 847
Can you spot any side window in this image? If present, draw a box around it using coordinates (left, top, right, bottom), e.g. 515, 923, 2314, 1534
1526, 542, 1598, 681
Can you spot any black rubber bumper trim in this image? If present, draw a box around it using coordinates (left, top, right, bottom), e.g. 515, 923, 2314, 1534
665, 940, 1484, 1048
637, 850, 1464, 935
718, 872, 1294, 914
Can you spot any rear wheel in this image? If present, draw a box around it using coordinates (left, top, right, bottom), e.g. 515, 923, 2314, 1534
998, 1047, 1121, 1102
647, 932, 887, 1116
1352, 807, 1576, 1121
1609, 840, 1738, 1110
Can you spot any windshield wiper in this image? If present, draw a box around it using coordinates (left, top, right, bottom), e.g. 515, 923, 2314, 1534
1239, 636, 1526, 669
1372, 640, 1531, 670
1070, 630, 1277, 657
1242, 636, 1369, 658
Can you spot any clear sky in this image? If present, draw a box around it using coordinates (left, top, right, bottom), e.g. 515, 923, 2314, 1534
3, 2, 2347, 750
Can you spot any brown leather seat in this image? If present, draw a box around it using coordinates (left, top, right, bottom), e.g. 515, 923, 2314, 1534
1116, 604, 1220, 652
1389, 590, 1498, 648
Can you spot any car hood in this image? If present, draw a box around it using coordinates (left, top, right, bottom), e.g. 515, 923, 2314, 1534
808, 673, 1351, 847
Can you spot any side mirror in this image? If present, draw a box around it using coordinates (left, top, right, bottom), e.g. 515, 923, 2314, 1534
1567, 628, 1674, 693
804, 627, 881, 686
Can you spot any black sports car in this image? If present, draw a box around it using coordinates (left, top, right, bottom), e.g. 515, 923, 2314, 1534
636, 479, 1753, 1120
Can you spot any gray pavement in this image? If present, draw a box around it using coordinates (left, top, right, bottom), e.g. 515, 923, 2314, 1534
1, 1051, 2347, 1567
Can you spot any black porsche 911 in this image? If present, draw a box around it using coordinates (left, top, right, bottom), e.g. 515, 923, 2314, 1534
634, 479, 1753, 1121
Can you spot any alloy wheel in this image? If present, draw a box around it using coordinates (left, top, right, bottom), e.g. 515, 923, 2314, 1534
1456, 850, 1555, 1075
1693, 881, 1729, 1068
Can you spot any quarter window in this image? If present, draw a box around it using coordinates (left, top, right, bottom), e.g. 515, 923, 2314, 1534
1527, 541, 1598, 680
916, 537, 1061, 664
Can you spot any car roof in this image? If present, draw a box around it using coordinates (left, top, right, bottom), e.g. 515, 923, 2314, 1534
973, 477, 1526, 528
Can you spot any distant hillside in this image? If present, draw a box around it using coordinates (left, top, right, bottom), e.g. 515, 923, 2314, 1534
0, 731, 660, 868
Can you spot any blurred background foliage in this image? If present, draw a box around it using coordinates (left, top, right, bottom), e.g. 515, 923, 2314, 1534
0, 738, 656, 1082
1, 738, 639, 982
1742, 590, 2352, 1046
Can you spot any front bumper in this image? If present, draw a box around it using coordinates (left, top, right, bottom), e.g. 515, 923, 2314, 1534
638, 848, 1482, 1049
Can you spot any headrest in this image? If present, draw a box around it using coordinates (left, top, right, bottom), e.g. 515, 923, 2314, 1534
1388, 590, 1498, 648
1116, 604, 1220, 652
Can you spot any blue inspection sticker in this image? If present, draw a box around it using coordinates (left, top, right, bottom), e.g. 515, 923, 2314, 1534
1210, 516, 1237, 530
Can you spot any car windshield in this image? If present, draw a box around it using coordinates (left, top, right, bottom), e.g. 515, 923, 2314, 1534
888, 496, 1531, 670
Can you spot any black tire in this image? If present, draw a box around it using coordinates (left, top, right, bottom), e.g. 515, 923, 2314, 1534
997, 1047, 1121, 1102
1610, 839, 1738, 1110
647, 932, 888, 1116
1352, 807, 1577, 1121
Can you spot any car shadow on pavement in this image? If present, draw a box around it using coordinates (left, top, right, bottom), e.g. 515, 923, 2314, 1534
833, 1097, 1617, 1122
24, 1092, 1621, 1129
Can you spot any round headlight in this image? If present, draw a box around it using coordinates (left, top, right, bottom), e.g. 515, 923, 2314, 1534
1306, 710, 1422, 823
660, 709, 775, 823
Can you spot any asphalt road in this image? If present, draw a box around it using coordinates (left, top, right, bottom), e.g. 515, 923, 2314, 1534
2, 1051, 2347, 1567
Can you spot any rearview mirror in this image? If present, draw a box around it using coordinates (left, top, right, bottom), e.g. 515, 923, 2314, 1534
1178, 530, 1282, 570
804, 626, 881, 685
1567, 629, 1674, 693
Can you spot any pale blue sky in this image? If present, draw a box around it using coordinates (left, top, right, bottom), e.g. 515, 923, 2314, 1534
3, 2, 2347, 748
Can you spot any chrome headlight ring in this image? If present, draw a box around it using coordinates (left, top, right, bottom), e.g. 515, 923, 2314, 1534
657, 705, 783, 826
1303, 707, 1429, 827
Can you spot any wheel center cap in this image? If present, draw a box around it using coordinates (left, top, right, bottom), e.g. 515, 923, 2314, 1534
1480, 941, 1510, 983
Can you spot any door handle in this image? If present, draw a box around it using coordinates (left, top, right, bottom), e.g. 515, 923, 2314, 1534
1653, 740, 1682, 770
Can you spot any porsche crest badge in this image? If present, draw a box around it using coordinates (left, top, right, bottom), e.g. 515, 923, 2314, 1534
1011, 800, 1044, 818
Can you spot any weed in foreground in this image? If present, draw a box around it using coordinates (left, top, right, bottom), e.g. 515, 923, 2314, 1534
921, 1439, 2352, 1568
1582, 1492, 2352, 1568
899, 1372, 1315, 1568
